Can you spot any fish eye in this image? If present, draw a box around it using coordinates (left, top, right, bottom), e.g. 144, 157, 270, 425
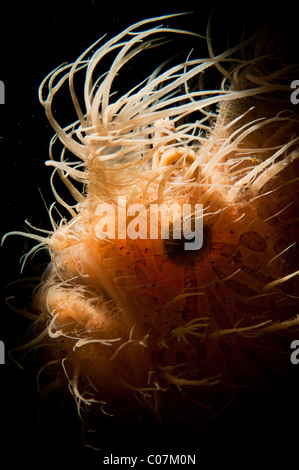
164, 223, 212, 263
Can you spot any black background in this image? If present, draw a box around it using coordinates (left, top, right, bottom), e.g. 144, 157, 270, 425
0, 1, 299, 467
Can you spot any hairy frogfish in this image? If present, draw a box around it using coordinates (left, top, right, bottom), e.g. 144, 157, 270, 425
4, 14, 299, 442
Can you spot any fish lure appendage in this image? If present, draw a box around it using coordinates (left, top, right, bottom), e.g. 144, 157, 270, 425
7, 15, 299, 433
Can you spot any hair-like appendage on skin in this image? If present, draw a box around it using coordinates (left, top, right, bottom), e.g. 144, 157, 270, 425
4, 15, 299, 433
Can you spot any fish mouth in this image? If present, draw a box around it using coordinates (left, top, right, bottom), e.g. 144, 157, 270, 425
38, 242, 123, 332
34, 236, 155, 397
